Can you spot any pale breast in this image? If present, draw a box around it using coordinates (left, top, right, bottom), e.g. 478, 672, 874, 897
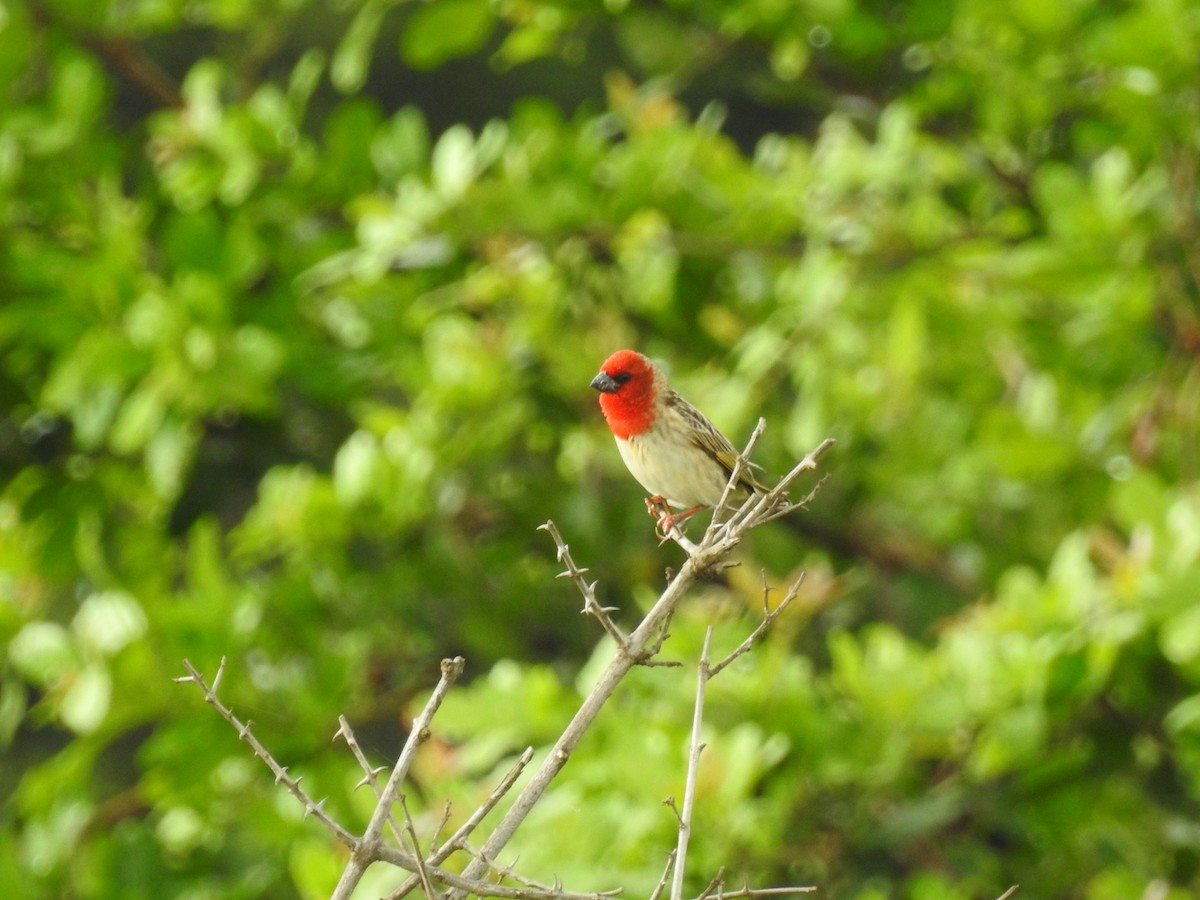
615, 433, 740, 510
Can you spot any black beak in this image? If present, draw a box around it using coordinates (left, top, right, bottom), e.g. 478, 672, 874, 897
590, 371, 618, 393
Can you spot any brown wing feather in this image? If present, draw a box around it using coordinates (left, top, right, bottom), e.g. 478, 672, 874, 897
665, 390, 768, 493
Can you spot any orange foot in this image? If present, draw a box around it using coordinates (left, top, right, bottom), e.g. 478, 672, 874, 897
645, 496, 707, 538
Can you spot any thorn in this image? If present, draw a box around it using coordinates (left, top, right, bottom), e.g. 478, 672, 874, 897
275, 767, 288, 784
211, 657, 226, 693
304, 797, 327, 819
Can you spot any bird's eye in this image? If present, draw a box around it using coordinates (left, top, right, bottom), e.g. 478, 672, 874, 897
613, 372, 632, 385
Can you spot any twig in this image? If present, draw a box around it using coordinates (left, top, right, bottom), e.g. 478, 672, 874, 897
649, 850, 678, 900
398, 793, 438, 899
659, 522, 701, 556
671, 628, 713, 900
458, 840, 616, 895
334, 715, 402, 843
715, 438, 836, 543
705, 419, 768, 540
428, 802, 454, 859
707, 571, 803, 678
662, 796, 684, 828
374, 845, 626, 900
332, 656, 466, 900
540, 520, 628, 647
173, 659, 355, 847
690, 885, 817, 899
696, 867, 726, 900
386, 747, 535, 899
995, 888, 1019, 900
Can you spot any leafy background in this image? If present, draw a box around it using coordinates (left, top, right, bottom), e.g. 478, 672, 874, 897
3, 0, 1200, 896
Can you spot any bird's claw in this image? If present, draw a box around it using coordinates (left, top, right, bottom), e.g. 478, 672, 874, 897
644, 496, 678, 539
646, 498, 707, 540
644, 496, 671, 518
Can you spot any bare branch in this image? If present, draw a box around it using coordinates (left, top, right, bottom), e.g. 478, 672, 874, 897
335, 715, 404, 844
649, 850, 678, 900
662, 796, 684, 827
671, 628, 713, 900
458, 839, 620, 895
716, 438, 836, 542
659, 522, 702, 556
428, 802, 454, 859
696, 867, 727, 900
705, 418, 768, 539
707, 571, 804, 678
996, 888, 1019, 900
540, 520, 629, 647
333, 656, 466, 900
398, 793, 438, 899
667, 438, 835, 560
690, 885, 817, 899
373, 841, 625, 900
175, 659, 355, 847
386, 747, 535, 900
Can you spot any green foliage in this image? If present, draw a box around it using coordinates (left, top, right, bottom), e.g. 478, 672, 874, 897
2, 0, 1200, 896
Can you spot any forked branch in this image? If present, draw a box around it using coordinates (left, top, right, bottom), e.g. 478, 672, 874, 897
178, 434, 835, 900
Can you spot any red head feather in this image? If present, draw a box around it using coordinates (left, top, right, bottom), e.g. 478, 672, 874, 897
592, 349, 658, 439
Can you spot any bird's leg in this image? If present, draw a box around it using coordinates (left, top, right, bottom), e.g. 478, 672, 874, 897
644, 495, 672, 520
654, 504, 707, 539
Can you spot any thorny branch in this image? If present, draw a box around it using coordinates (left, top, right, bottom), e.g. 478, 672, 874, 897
708, 570, 804, 678
335, 714, 401, 843
177, 434, 835, 900
540, 520, 628, 647
694, 872, 817, 900
385, 747, 535, 900
331, 656, 465, 900
173, 659, 355, 847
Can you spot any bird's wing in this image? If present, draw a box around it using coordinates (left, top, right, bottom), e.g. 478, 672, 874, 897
665, 390, 768, 493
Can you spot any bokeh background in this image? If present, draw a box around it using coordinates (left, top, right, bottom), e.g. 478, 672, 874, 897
3, 0, 1200, 896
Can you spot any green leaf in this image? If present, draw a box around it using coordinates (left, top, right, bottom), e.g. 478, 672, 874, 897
331, 0, 390, 93
72, 590, 148, 657
9, 622, 77, 686
400, 0, 496, 70
59, 663, 111, 734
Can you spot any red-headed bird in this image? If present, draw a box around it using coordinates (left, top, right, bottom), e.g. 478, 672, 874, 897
590, 349, 767, 533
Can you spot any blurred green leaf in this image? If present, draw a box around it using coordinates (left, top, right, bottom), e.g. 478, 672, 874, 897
400, 0, 496, 70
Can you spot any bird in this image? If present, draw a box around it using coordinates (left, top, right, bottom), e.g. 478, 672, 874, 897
590, 349, 768, 534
